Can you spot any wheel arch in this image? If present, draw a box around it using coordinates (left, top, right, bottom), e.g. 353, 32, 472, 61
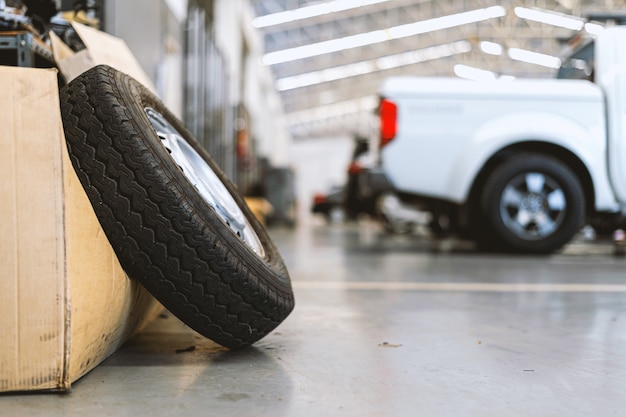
465, 141, 594, 224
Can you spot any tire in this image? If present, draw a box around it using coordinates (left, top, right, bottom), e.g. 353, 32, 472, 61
59, 65, 294, 348
480, 153, 585, 253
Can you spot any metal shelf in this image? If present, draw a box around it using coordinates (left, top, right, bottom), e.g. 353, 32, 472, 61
0, 30, 53, 67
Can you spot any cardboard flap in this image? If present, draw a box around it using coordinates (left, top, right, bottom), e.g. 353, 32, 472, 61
49, 31, 75, 62
51, 22, 156, 93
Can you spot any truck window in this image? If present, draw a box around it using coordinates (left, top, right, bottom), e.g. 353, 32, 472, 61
557, 41, 594, 80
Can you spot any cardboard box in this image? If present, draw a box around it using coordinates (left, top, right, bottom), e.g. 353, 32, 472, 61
0, 65, 162, 393
50, 22, 156, 92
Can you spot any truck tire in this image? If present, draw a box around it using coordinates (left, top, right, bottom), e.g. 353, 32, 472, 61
480, 153, 585, 253
59, 65, 294, 348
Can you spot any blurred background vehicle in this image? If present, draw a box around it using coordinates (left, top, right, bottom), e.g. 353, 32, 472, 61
311, 185, 344, 223
375, 26, 626, 253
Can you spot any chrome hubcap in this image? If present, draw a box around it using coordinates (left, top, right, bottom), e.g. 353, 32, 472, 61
499, 172, 566, 240
144, 107, 265, 257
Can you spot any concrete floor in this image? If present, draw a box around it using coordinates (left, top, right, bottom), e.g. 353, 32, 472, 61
3, 221, 626, 416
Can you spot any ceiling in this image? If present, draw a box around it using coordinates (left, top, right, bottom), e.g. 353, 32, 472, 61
251, 0, 625, 139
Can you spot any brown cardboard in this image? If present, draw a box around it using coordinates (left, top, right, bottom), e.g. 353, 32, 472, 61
0, 65, 161, 393
50, 22, 157, 93
244, 197, 274, 226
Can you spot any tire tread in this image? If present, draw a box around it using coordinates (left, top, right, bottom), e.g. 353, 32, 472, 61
59, 65, 294, 348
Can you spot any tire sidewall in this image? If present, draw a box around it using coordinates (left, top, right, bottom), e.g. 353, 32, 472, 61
111, 71, 291, 290
60, 65, 294, 347
481, 154, 585, 253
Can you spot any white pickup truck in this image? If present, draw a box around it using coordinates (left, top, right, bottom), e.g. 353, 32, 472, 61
377, 26, 626, 253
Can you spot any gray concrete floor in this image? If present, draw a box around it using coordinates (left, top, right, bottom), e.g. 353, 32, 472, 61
3, 221, 626, 416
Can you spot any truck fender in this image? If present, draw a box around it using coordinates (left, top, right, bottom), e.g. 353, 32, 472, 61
446, 111, 617, 211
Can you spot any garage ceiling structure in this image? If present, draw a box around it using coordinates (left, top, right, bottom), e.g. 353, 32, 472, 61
250, 0, 624, 139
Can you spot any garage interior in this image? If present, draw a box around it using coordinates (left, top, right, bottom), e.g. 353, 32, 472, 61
2, 0, 626, 415
5, 226, 626, 415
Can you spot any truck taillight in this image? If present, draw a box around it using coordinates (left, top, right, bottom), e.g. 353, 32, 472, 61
379, 98, 397, 147
348, 161, 363, 175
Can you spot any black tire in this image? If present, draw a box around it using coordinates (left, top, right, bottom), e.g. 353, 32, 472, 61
480, 153, 585, 253
59, 65, 294, 348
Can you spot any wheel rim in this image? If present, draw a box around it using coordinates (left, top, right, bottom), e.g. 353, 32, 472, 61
499, 172, 567, 241
144, 107, 265, 257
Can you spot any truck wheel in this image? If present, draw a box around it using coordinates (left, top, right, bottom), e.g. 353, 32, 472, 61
59, 65, 294, 348
480, 153, 585, 253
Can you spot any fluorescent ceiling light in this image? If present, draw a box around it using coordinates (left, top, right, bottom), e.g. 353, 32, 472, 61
263, 30, 387, 65
454, 64, 497, 81
508, 47, 561, 68
253, 0, 390, 28
387, 6, 505, 38
277, 62, 374, 91
276, 40, 472, 91
453, 65, 516, 81
514, 7, 584, 31
376, 40, 471, 69
263, 6, 506, 65
286, 96, 379, 125
480, 41, 503, 55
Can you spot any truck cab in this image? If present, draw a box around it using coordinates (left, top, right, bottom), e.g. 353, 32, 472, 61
377, 26, 626, 253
